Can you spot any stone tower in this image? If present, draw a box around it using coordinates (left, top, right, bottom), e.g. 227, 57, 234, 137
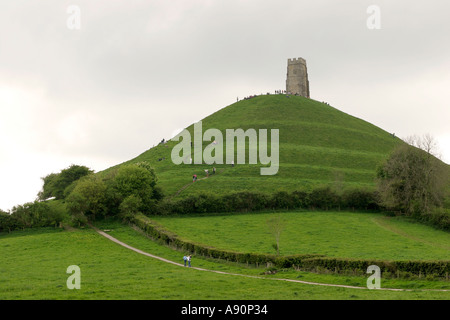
286, 57, 310, 98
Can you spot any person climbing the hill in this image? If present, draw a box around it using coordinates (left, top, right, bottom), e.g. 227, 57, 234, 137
212, 167, 216, 174
205, 169, 209, 177
187, 255, 192, 267
193, 174, 197, 182
183, 255, 188, 267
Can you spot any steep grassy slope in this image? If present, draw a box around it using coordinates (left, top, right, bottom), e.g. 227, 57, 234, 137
108, 94, 403, 198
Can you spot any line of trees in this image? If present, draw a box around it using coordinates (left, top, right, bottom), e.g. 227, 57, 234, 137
0, 201, 68, 232
0, 164, 94, 232
65, 162, 163, 224
0, 162, 164, 232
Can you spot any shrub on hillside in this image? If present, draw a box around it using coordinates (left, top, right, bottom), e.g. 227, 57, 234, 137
66, 174, 108, 220
412, 208, 450, 231
342, 189, 379, 211
376, 139, 447, 216
224, 191, 269, 212
63, 162, 163, 222
309, 187, 340, 210
110, 163, 161, 214
290, 190, 311, 208
0, 210, 21, 232
270, 191, 294, 209
119, 195, 143, 221
38, 165, 93, 200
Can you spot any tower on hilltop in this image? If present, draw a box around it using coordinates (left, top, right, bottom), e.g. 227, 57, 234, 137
286, 57, 310, 98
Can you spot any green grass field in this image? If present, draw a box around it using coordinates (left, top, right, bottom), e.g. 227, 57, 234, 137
1, 222, 449, 300
149, 210, 450, 261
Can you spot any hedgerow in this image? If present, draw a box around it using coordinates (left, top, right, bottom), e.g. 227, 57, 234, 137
154, 188, 380, 215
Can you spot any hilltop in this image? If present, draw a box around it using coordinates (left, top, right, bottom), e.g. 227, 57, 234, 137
108, 94, 403, 198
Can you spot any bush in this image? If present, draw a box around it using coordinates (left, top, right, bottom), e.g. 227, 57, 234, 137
342, 189, 379, 211
109, 163, 161, 214
290, 191, 310, 208
0, 210, 20, 232
119, 195, 143, 221
270, 191, 294, 209
38, 165, 93, 200
66, 175, 108, 220
412, 208, 450, 231
1, 201, 69, 232
61, 162, 162, 222
376, 141, 447, 216
305, 187, 339, 210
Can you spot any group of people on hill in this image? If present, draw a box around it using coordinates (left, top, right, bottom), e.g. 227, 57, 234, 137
242, 94, 258, 100
237, 90, 305, 102
192, 167, 216, 182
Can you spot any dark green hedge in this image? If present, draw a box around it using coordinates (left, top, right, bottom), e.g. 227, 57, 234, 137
131, 214, 450, 278
155, 187, 381, 216
298, 257, 450, 278
0, 201, 68, 232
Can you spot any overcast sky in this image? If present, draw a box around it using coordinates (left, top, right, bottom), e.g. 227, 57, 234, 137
0, 0, 449, 211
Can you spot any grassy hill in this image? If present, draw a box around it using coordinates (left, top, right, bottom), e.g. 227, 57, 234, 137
109, 94, 403, 198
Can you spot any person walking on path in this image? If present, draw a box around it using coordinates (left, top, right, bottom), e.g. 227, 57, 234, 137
183, 255, 188, 267
193, 174, 197, 182
187, 255, 192, 267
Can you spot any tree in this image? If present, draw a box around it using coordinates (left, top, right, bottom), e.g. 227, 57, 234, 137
38, 165, 93, 200
7, 201, 67, 229
10, 202, 40, 228
376, 135, 447, 216
267, 214, 286, 255
37, 173, 59, 200
0, 210, 17, 233
66, 175, 107, 220
112, 163, 161, 213
119, 195, 143, 221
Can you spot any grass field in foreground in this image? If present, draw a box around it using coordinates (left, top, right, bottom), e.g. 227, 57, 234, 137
150, 210, 450, 261
1, 223, 449, 300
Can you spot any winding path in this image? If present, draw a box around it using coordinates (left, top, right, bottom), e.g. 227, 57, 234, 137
89, 224, 450, 293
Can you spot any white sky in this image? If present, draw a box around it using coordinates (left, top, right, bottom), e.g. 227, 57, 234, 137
0, 0, 449, 211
